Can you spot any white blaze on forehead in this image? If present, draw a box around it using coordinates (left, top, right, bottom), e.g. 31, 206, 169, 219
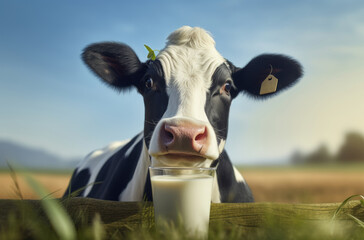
149, 26, 226, 163
156, 26, 226, 121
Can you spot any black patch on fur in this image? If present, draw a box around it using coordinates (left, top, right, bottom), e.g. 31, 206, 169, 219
232, 54, 303, 99
143, 170, 153, 201
205, 64, 234, 149
63, 168, 91, 197
216, 150, 254, 203
141, 60, 169, 148
87, 133, 143, 200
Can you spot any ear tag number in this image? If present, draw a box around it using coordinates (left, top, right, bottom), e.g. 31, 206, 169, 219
260, 65, 278, 95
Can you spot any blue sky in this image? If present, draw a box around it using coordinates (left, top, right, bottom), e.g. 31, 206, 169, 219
1, 0, 364, 165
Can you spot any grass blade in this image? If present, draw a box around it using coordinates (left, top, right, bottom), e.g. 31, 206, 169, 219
331, 194, 364, 222
331, 194, 364, 235
7, 162, 23, 200
42, 188, 63, 200
67, 181, 103, 199
347, 214, 364, 228
23, 172, 76, 240
92, 213, 105, 240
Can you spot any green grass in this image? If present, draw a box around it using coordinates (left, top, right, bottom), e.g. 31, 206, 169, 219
1, 165, 364, 239
1, 197, 364, 240
2, 208, 364, 240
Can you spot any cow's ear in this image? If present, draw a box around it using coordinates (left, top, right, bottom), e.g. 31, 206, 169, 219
82, 42, 145, 91
232, 54, 303, 98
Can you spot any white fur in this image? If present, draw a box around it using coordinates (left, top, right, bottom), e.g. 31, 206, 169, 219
149, 26, 226, 164
218, 139, 226, 153
119, 140, 150, 201
124, 134, 144, 158
233, 166, 247, 183
76, 140, 130, 196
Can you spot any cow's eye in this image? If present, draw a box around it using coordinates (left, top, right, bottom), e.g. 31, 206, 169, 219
145, 78, 154, 89
222, 82, 232, 94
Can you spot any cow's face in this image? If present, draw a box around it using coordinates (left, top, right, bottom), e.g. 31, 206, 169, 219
82, 26, 303, 167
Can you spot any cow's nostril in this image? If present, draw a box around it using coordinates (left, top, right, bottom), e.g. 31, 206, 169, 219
195, 128, 207, 142
165, 131, 174, 142
163, 124, 175, 146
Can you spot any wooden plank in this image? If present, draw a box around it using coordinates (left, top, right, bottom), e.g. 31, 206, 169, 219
0, 198, 363, 233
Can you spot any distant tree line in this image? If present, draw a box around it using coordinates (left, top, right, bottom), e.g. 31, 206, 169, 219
291, 131, 364, 164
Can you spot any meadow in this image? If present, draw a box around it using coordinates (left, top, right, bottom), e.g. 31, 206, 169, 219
0, 164, 364, 239
1, 163, 363, 203
241, 163, 364, 203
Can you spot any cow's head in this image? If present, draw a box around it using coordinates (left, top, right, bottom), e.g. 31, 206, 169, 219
82, 26, 303, 167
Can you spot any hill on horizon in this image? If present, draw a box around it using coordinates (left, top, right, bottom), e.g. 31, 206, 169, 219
0, 139, 80, 170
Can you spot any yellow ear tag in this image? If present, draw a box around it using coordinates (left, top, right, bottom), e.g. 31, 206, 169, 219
260, 64, 278, 95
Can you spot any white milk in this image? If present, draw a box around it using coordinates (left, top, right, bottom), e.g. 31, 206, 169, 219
151, 175, 213, 236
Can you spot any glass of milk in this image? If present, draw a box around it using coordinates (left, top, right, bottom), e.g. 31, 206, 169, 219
149, 167, 216, 238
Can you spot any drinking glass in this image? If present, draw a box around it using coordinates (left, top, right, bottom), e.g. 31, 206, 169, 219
149, 167, 216, 238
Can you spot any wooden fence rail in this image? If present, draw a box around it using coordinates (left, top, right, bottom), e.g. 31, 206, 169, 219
0, 198, 364, 237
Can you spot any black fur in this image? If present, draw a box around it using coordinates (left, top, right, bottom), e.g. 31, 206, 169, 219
232, 54, 303, 99
82, 42, 146, 91
87, 134, 143, 200
143, 170, 153, 201
217, 150, 254, 202
64, 168, 90, 197
140, 60, 169, 148
205, 63, 234, 164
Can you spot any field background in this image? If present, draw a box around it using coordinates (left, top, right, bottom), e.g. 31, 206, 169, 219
1, 164, 363, 203
241, 164, 364, 203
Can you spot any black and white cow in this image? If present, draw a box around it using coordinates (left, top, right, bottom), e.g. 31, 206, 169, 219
64, 26, 302, 203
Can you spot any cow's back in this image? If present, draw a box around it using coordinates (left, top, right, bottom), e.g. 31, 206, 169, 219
64, 133, 145, 200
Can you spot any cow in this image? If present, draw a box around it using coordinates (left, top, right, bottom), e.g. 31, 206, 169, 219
64, 26, 303, 203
